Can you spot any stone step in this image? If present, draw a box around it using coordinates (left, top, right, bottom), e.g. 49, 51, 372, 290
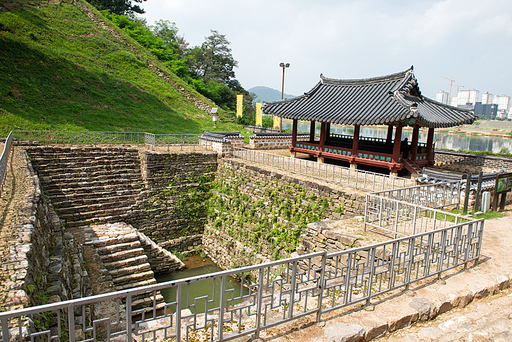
99, 248, 146, 264
111, 271, 156, 286
85, 232, 140, 248
37, 167, 141, 179
96, 240, 142, 255
34, 163, 141, 175
64, 213, 134, 228
27, 148, 139, 158
45, 182, 142, 195
115, 278, 157, 291
108, 263, 152, 278
103, 254, 148, 270
54, 196, 139, 212
131, 294, 165, 312
58, 206, 136, 221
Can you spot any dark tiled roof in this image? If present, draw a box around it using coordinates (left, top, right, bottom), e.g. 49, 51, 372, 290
262, 67, 476, 128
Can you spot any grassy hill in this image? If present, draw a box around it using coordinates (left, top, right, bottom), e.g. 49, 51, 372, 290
0, 0, 243, 136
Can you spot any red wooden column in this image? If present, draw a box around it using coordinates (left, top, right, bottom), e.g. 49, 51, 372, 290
319, 122, 326, 150
392, 123, 403, 163
309, 121, 316, 142
385, 125, 393, 151
426, 127, 435, 163
410, 125, 419, 161
291, 119, 298, 147
352, 125, 360, 157
325, 123, 331, 145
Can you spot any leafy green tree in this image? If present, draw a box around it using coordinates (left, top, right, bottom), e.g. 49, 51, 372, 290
88, 0, 146, 15
189, 30, 238, 84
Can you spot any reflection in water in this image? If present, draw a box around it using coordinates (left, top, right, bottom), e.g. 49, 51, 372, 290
155, 263, 249, 314
282, 120, 512, 153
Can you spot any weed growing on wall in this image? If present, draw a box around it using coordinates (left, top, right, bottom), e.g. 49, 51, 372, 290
206, 161, 349, 263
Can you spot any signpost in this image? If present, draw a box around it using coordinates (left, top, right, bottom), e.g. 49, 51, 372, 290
493, 172, 512, 211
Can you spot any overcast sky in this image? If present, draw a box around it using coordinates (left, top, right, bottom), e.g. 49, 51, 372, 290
141, 0, 512, 100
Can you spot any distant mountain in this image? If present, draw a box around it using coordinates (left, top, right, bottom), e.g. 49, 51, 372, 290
248, 86, 296, 103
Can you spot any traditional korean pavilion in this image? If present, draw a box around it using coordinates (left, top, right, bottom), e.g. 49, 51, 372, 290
262, 67, 476, 175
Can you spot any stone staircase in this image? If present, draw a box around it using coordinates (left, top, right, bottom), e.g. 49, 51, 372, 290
84, 223, 166, 313
26, 147, 144, 228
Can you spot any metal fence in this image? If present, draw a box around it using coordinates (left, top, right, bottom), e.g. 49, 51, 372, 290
232, 147, 416, 191
0, 132, 13, 195
0, 215, 483, 342
364, 192, 473, 237
369, 182, 462, 210
9, 131, 200, 149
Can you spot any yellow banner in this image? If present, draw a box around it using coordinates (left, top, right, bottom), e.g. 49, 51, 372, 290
255, 103, 262, 126
273, 115, 280, 129
236, 94, 243, 117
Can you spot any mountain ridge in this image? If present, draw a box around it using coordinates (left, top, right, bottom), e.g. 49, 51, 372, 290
249, 86, 296, 103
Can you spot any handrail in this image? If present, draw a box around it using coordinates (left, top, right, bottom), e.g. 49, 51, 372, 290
0, 215, 484, 341
0, 132, 13, 195
232, 147, 416, 191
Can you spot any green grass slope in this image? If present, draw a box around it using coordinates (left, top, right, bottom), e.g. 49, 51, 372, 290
0, 0, 241, 136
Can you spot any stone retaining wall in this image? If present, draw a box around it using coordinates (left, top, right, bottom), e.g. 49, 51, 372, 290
131, 151, 217, 253
2, 151, 89, 313
248, 134, 310, 150
435, 150, 512, 172
203, 159, 366, 270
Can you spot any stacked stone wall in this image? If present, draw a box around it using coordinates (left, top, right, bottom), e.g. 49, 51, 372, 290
248, 134, 310, 150
203, 159, 366, 270
130, 151, 217, 253
435, 150, 512, 172
2, 151, 89, 313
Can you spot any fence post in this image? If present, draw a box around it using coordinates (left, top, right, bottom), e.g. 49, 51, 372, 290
463, 173, 471, 214
254, 268, 264, 339
316, 253, 326, 322
474, 171, 483, 212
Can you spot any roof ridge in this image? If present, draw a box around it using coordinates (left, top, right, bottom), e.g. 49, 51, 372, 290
320, 66, 413, 86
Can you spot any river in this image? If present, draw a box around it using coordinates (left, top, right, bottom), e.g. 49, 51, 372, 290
281, 120, 512, 154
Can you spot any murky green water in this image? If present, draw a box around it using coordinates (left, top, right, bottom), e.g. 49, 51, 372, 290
155, 257, 249, 313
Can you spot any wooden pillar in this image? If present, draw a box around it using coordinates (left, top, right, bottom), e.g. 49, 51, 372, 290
410, 125, 419, 161
392, 123, 403, 163
426, 127, 435, 163
352, 125, 360, 157
325, 123, 331, 145
385, 125, 393, 151
319, 122, 326, 152
309, 121, 316, 142
292, 119, 298, 147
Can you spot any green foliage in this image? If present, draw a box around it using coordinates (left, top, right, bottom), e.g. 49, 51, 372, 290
87, 0, 146, 15
0, 2, 245, 135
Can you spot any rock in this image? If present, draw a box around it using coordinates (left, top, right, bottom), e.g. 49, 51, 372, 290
323, 322, 364, 342
417, 327, 443, 341
409, 297, 434, 321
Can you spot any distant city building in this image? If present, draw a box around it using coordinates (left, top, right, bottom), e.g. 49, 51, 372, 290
474, 102, 498, 119
451, 89, 479, 108
436, 91, 449, 105
493, 95, 511, 118
481, 92, 494, 104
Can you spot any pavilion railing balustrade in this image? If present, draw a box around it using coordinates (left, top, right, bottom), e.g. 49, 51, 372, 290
232, 147, 416, 191
0, 207, 483, 342
0, 132, 13, 195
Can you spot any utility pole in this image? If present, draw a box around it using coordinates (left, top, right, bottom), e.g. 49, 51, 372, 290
279, 62, 290, 132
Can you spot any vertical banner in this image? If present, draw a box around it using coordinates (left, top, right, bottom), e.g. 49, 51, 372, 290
236, 94, 243, 117
273, 115, 280, 129
255, 103, 262, 126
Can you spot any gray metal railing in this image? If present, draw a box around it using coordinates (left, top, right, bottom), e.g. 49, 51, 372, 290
369, 182, 462, 210
232, 147, 416, 191
0, 132, 13, 194
9, 131, 200, 149
0, 216, 483, 342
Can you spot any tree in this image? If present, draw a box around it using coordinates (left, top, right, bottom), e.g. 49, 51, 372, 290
151, 20, 189, 57
87, 0, 146, 15
189, 30, 238, 84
